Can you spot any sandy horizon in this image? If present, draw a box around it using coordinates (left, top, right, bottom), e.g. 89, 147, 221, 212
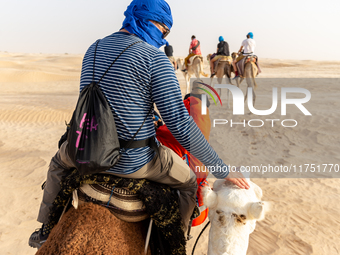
0, 51, 340, 255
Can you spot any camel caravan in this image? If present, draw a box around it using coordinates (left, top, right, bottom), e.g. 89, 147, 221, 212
28, 0, 267, 254
170, 33, 261, 106
30, 39, 266, 255
31, 84, 268, 255
176, 56, 209, 94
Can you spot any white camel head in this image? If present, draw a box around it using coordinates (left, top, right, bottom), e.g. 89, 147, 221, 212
203, 179, 269, 255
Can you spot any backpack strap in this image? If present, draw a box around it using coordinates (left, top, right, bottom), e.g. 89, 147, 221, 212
96, 40, 143, 85
92, 40, 153, 150
192, 40, 200, 51
120, 107, 153, 149
92, 39, 101, 83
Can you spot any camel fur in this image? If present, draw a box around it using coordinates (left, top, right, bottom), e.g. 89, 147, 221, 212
206, 54, 234, 104
177, 56, 208, 94
234, 54, 259, 106
207, 54, 233, 85
36, 202, 150, 255
203, 179, 268, 255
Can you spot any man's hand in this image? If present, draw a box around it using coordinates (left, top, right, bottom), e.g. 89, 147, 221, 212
225, 169, 250, 189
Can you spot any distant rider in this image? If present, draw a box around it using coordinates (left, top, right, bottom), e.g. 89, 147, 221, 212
182, 35, 202, 72
210, 36, 231, 77
233, 32, 256, 78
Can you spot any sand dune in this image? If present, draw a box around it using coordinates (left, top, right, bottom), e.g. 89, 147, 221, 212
0, 51, 340, 254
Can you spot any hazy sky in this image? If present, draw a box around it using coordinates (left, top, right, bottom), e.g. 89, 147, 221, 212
1, 0, 339, 60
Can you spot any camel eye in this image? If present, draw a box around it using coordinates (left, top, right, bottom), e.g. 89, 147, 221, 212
216, 210, 222, 214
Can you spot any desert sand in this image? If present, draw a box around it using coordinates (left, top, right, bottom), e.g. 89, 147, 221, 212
0, 51, 339, 255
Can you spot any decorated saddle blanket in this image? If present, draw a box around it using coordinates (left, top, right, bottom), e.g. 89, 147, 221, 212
75, 183, 149, 222
213, 55, 232, 63
213, 55, 233, 72
236, 54, 262, 77
46, 170, 190, 255
187, 55, 203, 66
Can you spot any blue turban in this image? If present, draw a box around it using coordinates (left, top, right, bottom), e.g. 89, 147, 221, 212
121, 0, 173, 48
247, 32, 254, 39
219, 36, 224, 42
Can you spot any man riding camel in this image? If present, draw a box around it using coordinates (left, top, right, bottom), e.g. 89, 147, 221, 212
29, 0, 249, 249
233, 32, 256, 78
210, 36, 231, 77
181, 35, 202, 72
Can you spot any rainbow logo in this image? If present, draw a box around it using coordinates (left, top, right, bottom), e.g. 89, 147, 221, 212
196, 82, 223, 106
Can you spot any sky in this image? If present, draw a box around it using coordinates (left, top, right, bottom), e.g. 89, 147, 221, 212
1, 0, 339, 61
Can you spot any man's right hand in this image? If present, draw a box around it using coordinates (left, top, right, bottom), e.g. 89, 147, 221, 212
225, 170, 250, 189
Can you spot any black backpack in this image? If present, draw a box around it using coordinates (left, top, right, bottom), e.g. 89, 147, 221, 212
66, 39, 151, 176
217, 41, 230, 56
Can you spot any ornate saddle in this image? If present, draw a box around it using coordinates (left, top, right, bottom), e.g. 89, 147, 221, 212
75, 183, 149, 222
46, 170, 187, 255
187, 55, 204, 66
236, 54, 260, 77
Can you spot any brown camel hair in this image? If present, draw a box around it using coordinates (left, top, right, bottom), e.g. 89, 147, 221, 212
206, 54, 233, 87
36, 202, 150, 255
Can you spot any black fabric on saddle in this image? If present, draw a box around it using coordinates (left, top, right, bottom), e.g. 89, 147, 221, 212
46, 169, 186, 255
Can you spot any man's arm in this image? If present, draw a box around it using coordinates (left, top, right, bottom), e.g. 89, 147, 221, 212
150, 51, 249, 188
238, 46, 243, 54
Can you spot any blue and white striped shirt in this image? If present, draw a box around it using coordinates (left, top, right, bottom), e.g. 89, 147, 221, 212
80, 32, 229, 178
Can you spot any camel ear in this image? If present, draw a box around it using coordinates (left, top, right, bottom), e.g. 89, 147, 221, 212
248, 201, 268, 221
203, 186, 218, 209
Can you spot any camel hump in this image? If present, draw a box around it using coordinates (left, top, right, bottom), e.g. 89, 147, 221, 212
214, 55, 232, 64
188, 55, 203, 66
236, 54, 260, 77
36, 203, 149, 255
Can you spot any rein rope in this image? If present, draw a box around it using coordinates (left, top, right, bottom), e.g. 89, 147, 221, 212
191, 220, 210, 255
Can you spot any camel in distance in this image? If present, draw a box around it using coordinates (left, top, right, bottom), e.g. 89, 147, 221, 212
177, 56, 208, 94
203, 178, 269, 255
207, 54, 233, 88
232, 53, 259, 106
